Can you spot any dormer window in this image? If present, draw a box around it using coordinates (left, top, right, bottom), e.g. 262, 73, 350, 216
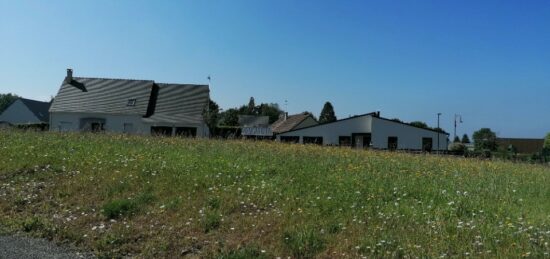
127, 99, 137, 106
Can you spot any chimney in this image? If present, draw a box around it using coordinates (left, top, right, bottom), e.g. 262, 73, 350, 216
376, 111, 380, 117
285, 112, 288, 121
66, 68, 73, 83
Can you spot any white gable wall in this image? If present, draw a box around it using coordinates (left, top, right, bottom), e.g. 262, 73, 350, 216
0, 100, 41, 124
276, 115, 372, 145
371, 117, 448, 150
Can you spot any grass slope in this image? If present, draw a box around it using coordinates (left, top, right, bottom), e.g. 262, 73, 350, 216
0, 130, 549, 258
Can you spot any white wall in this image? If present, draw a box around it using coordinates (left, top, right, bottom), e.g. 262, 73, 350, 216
0, 100, 41, 124
371, 117, 448, 150
50, 112, 148, 133
277, 115, 372, 145
50, 112, 209, 137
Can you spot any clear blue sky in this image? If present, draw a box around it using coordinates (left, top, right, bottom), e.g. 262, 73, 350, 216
1, 0, 549, 138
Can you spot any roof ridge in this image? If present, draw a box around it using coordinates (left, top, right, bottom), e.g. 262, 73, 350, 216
156, 83, 209, 87
74, 76, 154, 82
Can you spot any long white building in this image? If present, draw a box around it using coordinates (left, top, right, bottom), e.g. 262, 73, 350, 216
276, 112, 449, 151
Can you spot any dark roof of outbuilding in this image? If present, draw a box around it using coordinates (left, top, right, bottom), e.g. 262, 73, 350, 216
271, 113, 316, 133
50, 77, 154, 115
19, 98, 51, 123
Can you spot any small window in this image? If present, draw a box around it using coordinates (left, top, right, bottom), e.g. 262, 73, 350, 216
127, 99, 137, 106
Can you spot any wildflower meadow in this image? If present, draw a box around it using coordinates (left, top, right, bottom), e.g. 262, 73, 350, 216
0, 130, 549, 258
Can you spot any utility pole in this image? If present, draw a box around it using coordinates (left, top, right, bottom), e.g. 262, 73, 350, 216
454, 114, 462, 141
437, 113, 442, 154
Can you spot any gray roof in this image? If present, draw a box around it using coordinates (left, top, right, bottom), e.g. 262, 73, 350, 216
19, 98, 51, 123
50, 77, 209, 125
50, 77, 153, 115
271, 113, 315, 133
142, 83, 209, 125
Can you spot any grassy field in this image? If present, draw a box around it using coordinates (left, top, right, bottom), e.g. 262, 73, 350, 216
0, 130, 549, 258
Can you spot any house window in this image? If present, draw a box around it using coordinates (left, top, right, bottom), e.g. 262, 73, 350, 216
127, 99, 137, 106
303, 136, 323, 145
388, 136, 398, 151
339, 136, 352, 146
422, 137, 433, 152
280, 136, 299, 143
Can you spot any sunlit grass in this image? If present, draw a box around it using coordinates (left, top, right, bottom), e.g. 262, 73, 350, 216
0, 130, 549, 258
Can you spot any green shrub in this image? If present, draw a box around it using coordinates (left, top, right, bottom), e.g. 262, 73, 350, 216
102, 199, 136, 219
21, 217, 44, 232
203, 212, 221, 233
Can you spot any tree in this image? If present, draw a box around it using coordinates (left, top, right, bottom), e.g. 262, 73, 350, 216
219, 108, 239, 127
461, 134, 471, 144
409, 121, 429, 129
543, 133, 550, 158
257, 103, 283, 124
0, 93, 19, 114
453, 136, 460, 143
203, 98, 220, 134
390, 118, 403, 123
247, 97, 255, 115
319, 102, 337, 123
473, 128, 497, 151
544, 133, 550, 150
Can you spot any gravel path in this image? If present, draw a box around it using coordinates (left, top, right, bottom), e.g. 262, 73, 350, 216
0, 235, 95, 259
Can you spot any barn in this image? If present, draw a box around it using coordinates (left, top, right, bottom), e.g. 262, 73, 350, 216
276, 112, 449, 151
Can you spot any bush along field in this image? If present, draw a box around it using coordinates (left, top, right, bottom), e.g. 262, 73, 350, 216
0, 130, 549, 258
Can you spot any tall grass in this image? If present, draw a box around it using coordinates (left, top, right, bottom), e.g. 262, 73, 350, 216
0, 130, 549, 258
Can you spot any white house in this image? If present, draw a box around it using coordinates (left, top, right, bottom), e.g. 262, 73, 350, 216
276, 112, 449, 151
49, 69, 210, 137
0, 98, 50, 126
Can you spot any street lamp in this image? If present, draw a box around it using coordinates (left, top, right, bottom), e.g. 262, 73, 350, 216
454, 114, 463, 141
437, 113, 442, 154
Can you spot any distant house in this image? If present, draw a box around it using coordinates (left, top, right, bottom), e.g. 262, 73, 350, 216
276, 112, 449, 151
0, 98, 51, 128
496, 138, 544, 154
49, 69, 210, 137
271, 112, 318, 134
238, 115, 272, 138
